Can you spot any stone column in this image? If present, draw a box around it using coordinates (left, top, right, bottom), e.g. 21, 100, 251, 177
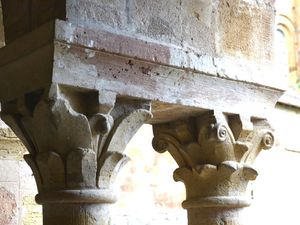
152, 111, 274, 225
0, 0, 284, 224
0, 85, 152, 225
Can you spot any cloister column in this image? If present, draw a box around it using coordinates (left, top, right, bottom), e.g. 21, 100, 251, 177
0, 0, 285, 224
153, 111, 274, 225
0, 85, 152, 225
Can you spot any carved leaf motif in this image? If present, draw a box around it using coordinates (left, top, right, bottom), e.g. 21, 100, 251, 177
96, 108, 152, 189
153, 111, 274, 200
66, 148, 97, 188
1, 114, 36, 154
197, 122, 236, 164
97, 152, 129, 189
1, 87, 152, 193
25, 98, 93, 157
36, 152, 65, 190
89, 113, 114, 158
152, 133, 196, 168
103, 109, 152, 154
241, 130, 274, 164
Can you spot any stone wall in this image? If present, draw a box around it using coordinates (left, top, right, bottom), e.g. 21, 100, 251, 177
0, 123, 42, 225
66, 0, 274, 61
63, 0, 281, 90
275, 0, 300, 90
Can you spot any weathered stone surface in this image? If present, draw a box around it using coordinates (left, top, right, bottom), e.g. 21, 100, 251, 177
180, 0, 216, 54
217, 0, 275, 61
1, 85, 151, 191
0, 128, 26, 160
0, 187, 17, 225
0, 160, 18, 182
152, 111, 274, 225
0, 84, 152, 225
19, 160, 42, 225
0, 160, 20, 225
128, 0, 182, 46
63, 0, 274, 63
43, 204, 111, 225
52, 39, 282, 119
0, 0, 285, 94
66, 0, 127, 30
21, 195, 42, 225
0, 1, 284, 225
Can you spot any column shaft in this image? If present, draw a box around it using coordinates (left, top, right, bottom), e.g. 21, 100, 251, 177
43, 204, 110, 225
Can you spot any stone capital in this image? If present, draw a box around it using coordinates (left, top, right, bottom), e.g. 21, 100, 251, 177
1, 84, 152, 225
152, 111, 274, 224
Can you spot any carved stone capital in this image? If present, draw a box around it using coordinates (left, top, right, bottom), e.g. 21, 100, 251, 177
1, 84, 152, 225
152, 111, 274, 210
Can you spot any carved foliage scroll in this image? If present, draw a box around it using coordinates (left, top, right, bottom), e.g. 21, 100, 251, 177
1, 85, 152, 193
152, 111, 274, 200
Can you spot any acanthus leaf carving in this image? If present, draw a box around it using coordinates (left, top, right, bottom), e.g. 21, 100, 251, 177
66, 148, 97, 189
152, 111, 274, 203
97, 152, 130, 189
36, 151, 65, 190
0, 85, 152, 198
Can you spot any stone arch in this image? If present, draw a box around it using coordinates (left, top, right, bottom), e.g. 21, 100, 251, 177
276, 14, 298, 75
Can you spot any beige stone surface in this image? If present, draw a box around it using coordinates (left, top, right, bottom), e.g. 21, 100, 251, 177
217, 0, 274, 61
0, 128, 26, 160
21, 195, 42, 225
0, 185, 18, 225
0, 84, 152, 225
2, 107, 300, 225
0, 160, 20, 225
19, 161, 41, 225
274, 0, 300, 91
0, 160, 19, 182
66, 0, 273, 62
60, 0, 283, 90
152, 111, 274, 225
0, 1, 288, 225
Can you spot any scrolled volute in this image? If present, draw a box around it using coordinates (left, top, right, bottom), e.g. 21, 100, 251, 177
152, 111, 274, 200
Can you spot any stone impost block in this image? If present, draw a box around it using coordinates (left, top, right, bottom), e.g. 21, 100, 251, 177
0, 18, 283, 121
0, 1, 285, 105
